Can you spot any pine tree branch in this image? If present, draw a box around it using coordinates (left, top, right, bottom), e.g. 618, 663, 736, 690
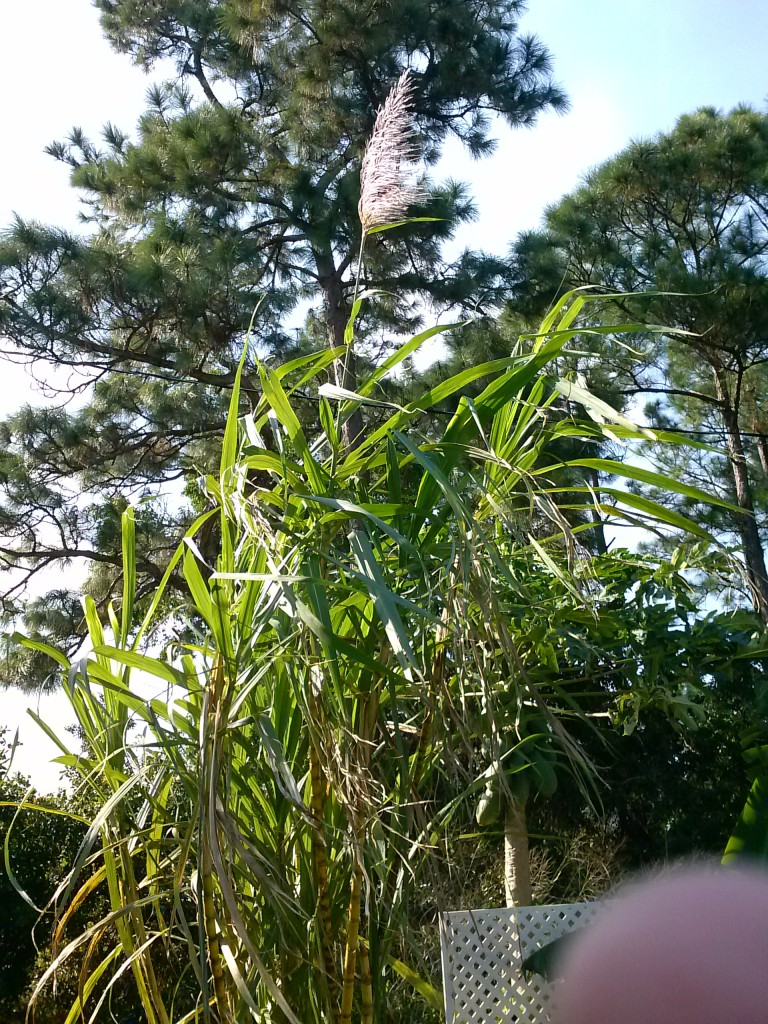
0, 543, 182, 590
189, 38, 224, 110
617, 386, 721, 406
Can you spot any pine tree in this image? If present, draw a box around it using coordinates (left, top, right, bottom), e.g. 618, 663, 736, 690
509, 106, 768, 621
0, 0, 566, 684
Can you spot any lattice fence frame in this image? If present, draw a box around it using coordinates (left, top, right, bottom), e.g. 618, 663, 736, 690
439, 902, 603, 1024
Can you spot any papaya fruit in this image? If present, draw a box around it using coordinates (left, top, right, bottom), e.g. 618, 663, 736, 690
476, 784, 503, 826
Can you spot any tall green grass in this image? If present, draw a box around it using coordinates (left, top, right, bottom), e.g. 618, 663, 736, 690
10, 290, 722, 1023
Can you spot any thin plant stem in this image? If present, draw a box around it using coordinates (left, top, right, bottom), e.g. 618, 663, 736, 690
333, 231, 368, 451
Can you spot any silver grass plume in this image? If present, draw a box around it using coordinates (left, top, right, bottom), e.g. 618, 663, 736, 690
358, 70, 425, 232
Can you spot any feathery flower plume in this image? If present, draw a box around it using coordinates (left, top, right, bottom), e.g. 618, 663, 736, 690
358, 70, 425, 232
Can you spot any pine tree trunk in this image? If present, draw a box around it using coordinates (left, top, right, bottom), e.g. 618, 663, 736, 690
504, 798, 532, 907
587, 464, 608, 555
713, 366, 768, 623
750, 412, 768, 479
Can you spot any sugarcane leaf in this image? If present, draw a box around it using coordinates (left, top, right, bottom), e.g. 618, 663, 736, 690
723, 772, 768, 864
385, 954, 443, 1011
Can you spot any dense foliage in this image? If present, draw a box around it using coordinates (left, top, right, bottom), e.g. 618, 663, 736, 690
5, 5, 768, 1023
10, 285, 747, 1023
0, 0, 566, 681
0, 733, 84, 1021
510, 106, 768, 620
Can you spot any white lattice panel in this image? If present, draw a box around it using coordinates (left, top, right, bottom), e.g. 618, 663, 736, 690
439, 902, 603, 1024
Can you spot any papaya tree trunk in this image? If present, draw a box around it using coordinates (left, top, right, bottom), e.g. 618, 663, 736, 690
504, 798, 532, 907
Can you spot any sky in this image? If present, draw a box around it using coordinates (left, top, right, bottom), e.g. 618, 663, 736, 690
1, 0, 768, 790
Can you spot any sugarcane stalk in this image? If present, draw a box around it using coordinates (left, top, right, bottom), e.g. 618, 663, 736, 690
412, 607, 450, 789
104, 817, 170, 1024
309, 730, 338, 996
359, 937, 374, 1024
201, 653, 231, 1022
339, 853, 363, 1024
339, 681, 380, 1024
201, 838, 229, 1019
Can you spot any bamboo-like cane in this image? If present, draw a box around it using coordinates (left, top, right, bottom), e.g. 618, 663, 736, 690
412, 605, 450, 788
309, 729, 338, 997
339, 674, 382, 1024
359, 937, 374, 1024
201, 841, 229, 1017
339, 850, 363, 1024
201, 653, 231, 1022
